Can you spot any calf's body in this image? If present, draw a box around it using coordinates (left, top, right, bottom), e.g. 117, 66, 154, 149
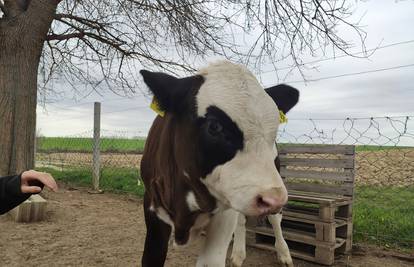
140, 61, 299, 266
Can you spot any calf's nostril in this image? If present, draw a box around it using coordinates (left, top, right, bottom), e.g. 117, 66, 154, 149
256, 195, 271, 208
260, 195, 280, 208
256, 195, 282, 210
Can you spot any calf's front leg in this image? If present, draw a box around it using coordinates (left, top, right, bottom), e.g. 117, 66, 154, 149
230, 212, 247, 267
267, 213, 293, 267
142, 194, 172, 267
196, 209, 239, 267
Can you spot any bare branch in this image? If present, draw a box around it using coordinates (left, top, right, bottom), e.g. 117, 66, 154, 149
3, 0, 20, 17
46, 32, 85, 41
38, 0, 367, 99
0, 1, 6, 15
0, 6, 7, 19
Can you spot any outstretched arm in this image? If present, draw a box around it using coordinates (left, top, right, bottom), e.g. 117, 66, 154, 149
0, 170, 57, 214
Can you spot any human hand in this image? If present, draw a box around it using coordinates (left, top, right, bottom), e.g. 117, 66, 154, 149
21, 170, 58, 194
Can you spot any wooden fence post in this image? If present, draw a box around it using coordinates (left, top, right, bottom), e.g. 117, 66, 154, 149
92, 102, 101, 192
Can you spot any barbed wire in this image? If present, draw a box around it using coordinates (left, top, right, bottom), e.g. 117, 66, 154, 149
259, 39, 414, 74
263, 63, 414, 87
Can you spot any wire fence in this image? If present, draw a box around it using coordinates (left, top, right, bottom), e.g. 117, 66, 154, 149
278, 116, 414, 187
34, 116, 414, 249
36, 116, 414, 187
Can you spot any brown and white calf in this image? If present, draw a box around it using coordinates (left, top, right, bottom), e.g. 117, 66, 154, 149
140, 61, 299, 267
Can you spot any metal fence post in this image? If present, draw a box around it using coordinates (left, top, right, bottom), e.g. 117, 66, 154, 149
92, 102, 101, 191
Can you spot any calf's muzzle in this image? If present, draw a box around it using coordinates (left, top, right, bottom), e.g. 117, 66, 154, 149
255, 187, 287, 215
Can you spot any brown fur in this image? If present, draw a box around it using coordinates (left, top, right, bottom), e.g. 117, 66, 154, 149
141, 114, 216, 266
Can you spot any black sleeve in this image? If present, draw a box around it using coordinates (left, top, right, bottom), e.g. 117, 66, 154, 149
0, 174, 32, 215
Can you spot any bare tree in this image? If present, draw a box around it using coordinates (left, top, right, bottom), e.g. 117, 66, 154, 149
0, 0, 366, 175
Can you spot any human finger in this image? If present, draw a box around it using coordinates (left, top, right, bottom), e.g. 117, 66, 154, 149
22, 170, 58, 192
21, 185, 42, 194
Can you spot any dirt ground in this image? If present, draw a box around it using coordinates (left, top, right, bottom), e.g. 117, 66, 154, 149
1, 183, 413, 267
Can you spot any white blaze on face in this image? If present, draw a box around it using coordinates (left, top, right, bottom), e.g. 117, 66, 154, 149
196, 61, 287, 216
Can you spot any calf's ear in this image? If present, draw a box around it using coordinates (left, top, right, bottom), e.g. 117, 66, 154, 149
265, 84, 299, 114
140, 70, 204, 115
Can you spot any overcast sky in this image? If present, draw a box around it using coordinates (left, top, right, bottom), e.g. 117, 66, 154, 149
37, 1, 414, 146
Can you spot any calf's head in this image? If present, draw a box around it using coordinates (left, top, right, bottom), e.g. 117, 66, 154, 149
141, 61, 299, 216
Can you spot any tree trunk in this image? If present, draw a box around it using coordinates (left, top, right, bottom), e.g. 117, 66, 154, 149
0, 0, 57, 176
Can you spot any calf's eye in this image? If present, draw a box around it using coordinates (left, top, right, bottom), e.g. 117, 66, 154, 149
208, 120, 223, 136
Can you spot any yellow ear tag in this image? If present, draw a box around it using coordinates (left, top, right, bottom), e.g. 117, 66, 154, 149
279, 110, 288, 124
150, 97, 165, 117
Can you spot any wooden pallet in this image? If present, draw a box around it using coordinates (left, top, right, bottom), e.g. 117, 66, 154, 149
247, 222, 351, 265
247, 229, 343, 265
252, 204, 354, 262
247, 144, 356, 265
285, 191, 353, 223
249, 214, 353, 264
9, 194, 47, 222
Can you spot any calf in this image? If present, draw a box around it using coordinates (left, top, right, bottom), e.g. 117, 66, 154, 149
140, 61, 299, 267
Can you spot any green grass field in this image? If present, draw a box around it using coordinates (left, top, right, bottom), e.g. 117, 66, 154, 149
37, 136, 410, 153
37, 137, 146, 153
39, 167, 145, 197
353, 186, 414, 250
277, 143, 411, 152
37, 167, 413, 250
355, 145, 412, 152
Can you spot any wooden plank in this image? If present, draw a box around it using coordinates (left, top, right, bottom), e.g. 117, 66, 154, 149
30, 194, 47, 221
249, 242, 318, 263
279, 228, 316, 244
279, 156, 354, 168
290, 249, 318, 263
9, 199, 32, 222
283, 214, 347, 227
315, 245, 335, 265
9, 195, 47, 222
248, 226, 338, 247
320, 206, 336, 222
283, 209, 328, 222
323, 223, 336, 243
279, 144, 355, 155
289, 191, 352, 202
315, 223, 324, 241
335, 219, 349, 228
288, 194, 336, 204
334, 238, 347, 249
281, 168, 354, 182
286, 182, 354, 196
289, 191, 353, 203
283, 208, 352, 223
